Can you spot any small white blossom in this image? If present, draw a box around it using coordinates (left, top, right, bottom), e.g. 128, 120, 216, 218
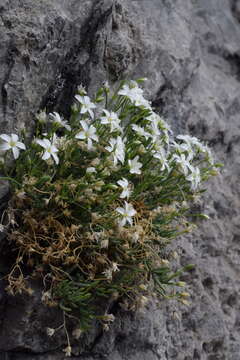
76, 120, 98, 150
117, 178, 132, 199
49, 112, 71, 131
153, 148, 170, 172
186, 166, 201, 190
100, 109, 122, 132
132, 124, 150, 139
112, 262, 120, 272
105, 136, 125, 165
172, 153, 191, 176
118, 83, 151, 109
75, 95, 96, 118
36, 138, 59, 164
128, 155, 142, 175
0, 134, 26, 159
172, 140, 192, 154
102, 268, 113, 280
116, 201, 137, 227
177, 134, 200, 146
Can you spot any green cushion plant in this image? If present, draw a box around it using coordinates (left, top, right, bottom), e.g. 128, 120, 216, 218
0, 79, 221, 356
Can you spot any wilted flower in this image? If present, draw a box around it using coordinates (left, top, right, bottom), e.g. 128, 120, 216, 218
46, 327, 55, 337
63, 346, 72, 357
49, 112, 71, 131
104, 313, 115, 322
117, 178, 132, 199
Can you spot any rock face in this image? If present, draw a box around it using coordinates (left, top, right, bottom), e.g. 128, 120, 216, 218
0, 0, 240, 359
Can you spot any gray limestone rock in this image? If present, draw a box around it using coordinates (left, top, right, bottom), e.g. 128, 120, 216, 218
0, 0, 240, 359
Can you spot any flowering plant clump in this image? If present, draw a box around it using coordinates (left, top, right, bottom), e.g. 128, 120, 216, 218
0, 79, 221, 351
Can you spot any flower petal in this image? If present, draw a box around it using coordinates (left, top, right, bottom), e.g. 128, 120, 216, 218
12, 147, 19, 159
36, 139, 47, 148
0, 143, 11, 151
11, 134, 19, 142
52, 152, 59, 164
16, 141, 26, 150
0, 134, 10, 142
76, 131, 85, 140
42, 151, 50, 161
116, 207, 125, 215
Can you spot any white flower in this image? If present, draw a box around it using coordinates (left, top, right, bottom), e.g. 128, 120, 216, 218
148, 113, 172, 145
100, 109, 122, 132
128, 155, 142, 174
112, 262, 120, 272
116, 201, 137, 227
177, 134, 200, 146
0, 224, 5, 232
102, 268, 113, 280
172, 140, 191, 153
153, 148, 170, 172
76, 120, 98, 150
49, 112, 71, 131
117, 178, 132, 199
186, 166, 201, 190
75, 95, 96, 118
118, 84, 140, 98
118, 83, 151, 109
86, 167, 96, 173
172, 153, 191, 176
0, 134, 26, 159
105, 136, 125, 165
132, 124, 150, 139
36, 138, 59, 164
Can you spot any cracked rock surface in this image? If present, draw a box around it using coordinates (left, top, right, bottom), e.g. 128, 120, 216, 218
0, 0, 240, 359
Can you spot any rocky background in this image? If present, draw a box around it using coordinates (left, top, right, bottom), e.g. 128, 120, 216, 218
0, 0, 240, 359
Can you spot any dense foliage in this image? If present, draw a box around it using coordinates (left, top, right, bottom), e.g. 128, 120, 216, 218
0, 79, 221, 354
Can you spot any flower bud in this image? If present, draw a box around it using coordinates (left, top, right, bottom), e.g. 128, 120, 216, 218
46, 327, 55, 337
